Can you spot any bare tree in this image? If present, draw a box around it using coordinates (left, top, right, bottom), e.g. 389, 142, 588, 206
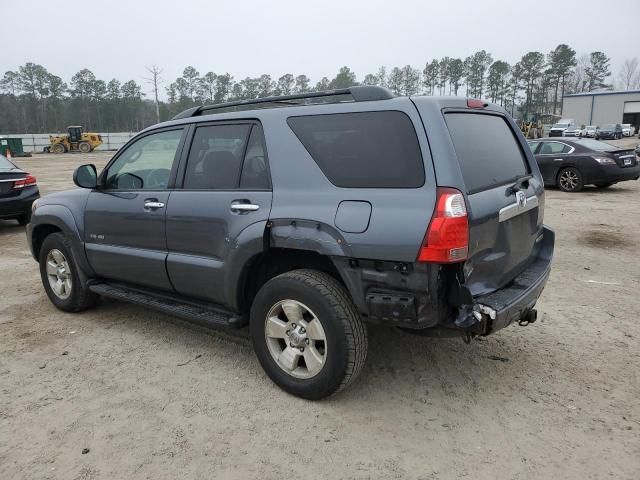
617, 58, 639, 90
144, 65, 163, 124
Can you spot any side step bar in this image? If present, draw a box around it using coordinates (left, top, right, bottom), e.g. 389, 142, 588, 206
88, 282, 247, 330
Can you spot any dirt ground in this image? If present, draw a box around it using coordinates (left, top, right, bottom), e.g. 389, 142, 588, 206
1, 141, 639, 480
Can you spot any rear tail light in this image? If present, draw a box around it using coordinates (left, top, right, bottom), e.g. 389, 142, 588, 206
12, 174, 37, 189
417, 187, 469, 263
593, 157, 616, 165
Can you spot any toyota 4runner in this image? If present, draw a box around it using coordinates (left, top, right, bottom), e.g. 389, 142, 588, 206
27, 86, 554, 400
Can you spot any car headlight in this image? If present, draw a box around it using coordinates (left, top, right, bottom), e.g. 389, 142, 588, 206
593, 157, 616, 165
31, 199, 39, 212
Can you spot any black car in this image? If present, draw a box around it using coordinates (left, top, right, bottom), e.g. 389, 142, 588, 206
596, 123, 623, 140
0, 154, 39, 225
528, 138, 639, 192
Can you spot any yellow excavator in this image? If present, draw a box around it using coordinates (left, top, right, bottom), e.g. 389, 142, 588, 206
47, 126, 102, 154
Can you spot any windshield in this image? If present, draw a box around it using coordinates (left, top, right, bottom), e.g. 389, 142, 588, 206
552, 123, 569, 128
0, 154, 15, 169
576, 139, 617, 151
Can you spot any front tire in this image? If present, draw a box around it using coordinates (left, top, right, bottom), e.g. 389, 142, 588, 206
250, 269, 367, 400
51, 143, 65, 154
16, 213, 31, 226
78, 142, 91, 153
39, 233, 97, 312
557, 167, 584, 192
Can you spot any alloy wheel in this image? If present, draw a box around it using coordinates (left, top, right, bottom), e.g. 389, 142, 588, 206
559, 169, 579, 191
264, 299, 327, 379
45, 249, 72, 300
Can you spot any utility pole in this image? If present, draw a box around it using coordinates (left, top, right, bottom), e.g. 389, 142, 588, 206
144, 65, 163, 124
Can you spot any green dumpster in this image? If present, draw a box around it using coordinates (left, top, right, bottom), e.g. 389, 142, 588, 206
0, 137, 30, 157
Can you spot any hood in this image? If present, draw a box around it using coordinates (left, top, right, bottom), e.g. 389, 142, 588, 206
37, 188, 91, 208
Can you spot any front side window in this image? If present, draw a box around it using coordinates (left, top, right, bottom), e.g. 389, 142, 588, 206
183, 124, 251, 189
105, 129, 183, 190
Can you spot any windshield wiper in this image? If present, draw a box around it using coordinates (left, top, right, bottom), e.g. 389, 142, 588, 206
507, 174, 533, 194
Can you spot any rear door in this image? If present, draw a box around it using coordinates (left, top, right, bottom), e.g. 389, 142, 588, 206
165, 122, 272, 304
534, 140, 573, 184
444, 111, 544, 296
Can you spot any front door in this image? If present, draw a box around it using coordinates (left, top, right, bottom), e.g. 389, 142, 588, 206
166, 122, 272, 304
84, 127, 186, 290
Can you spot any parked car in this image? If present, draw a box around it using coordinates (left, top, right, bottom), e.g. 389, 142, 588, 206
621, 124, 636, 137
583, 125, 598, 137
27, 87, 554, 399
527, 138, 639, 192
563, 126, 583, 137
596, 123, 623, 140
549, 118, 576, 137
0, 153, 39, 225
636, 143, 640, 157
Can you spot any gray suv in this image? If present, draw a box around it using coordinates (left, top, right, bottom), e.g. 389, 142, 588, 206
27, 87, 554, 399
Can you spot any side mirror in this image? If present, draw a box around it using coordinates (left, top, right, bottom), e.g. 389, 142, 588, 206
73, 164, 97, 189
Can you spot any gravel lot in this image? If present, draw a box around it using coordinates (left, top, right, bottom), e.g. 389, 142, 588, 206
1, 142, 639, 480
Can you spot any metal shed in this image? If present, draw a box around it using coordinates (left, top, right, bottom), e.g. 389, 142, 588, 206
561, 90, 640, 131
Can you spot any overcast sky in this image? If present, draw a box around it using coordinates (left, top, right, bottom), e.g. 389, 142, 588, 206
2, 0, 638, 98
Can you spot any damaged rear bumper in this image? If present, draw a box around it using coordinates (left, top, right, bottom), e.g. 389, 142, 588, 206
471, 226, 554, 334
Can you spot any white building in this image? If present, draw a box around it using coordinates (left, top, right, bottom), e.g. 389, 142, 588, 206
561, 90, 640, 131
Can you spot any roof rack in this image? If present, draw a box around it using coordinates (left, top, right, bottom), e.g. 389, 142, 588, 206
172, 85, 395, 120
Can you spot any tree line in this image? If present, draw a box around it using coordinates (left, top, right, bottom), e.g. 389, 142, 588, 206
1, 45, 638, 135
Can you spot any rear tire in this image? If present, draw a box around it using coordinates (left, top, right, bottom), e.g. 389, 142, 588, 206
250, 269, 367, 400
39, 233, 97, 312
557, 167, 584, 192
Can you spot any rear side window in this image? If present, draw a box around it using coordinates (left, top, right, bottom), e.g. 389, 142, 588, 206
287, 111, 424, 188
539, 142, 571, 154
183, 124, 251, 189
445, 113, 529, 193
240, 125, 270, 189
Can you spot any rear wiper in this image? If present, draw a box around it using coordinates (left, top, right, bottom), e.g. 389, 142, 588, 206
507, 174, 533, 194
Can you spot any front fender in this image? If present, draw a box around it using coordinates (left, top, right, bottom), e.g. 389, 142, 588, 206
28, 204, 94, 276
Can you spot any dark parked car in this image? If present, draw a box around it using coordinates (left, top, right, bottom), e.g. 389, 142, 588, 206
27, 87, 554, 399
0, 154, 39, 225
528, 138, 639, 192
596, 123, 623, 140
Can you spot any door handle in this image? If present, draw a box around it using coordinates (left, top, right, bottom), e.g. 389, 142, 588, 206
144, 201, 165, 209
230, 202, 259, 212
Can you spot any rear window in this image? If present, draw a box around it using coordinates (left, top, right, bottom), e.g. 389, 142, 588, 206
445, 113, 529, 193
287, 111, 424, 188
0, 155, 14, 169
575, 139, 617, 151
